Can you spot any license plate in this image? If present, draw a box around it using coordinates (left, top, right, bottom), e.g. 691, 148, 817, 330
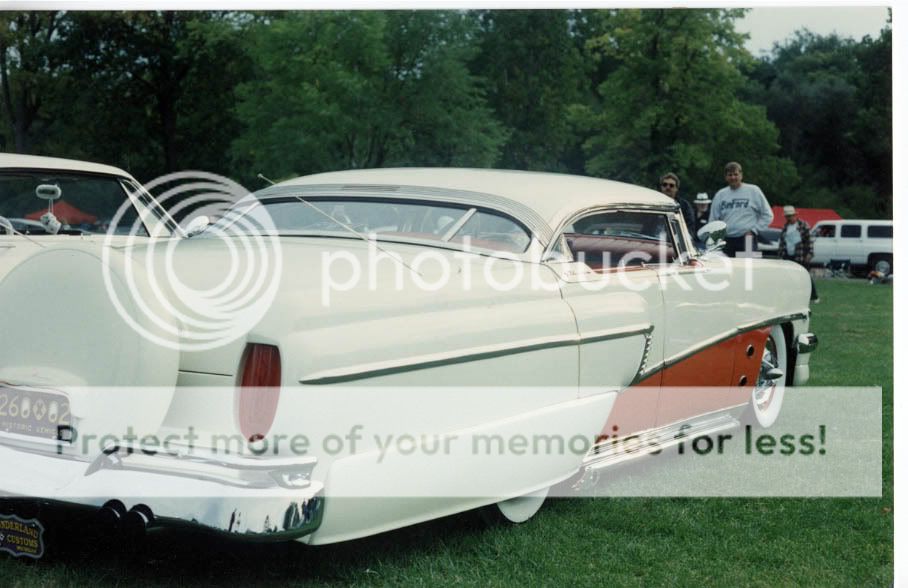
0, 384, 71, 440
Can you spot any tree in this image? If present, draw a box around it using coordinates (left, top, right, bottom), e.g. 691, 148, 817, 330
850, 26, 891, 217
231, 11, 506, 183
58, 11, 252, 179
577, 9, 797, 198
470, 10, 588, 172
0, 12, 64, 153
747, 25, 892, 217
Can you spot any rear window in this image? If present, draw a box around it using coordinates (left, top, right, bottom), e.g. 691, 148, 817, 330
867, 225, 892, 239
213, 197, 532, 253
840, 225, 862, 238
0, 171, 145, 235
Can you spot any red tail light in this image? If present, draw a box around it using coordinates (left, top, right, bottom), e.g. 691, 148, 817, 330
237, 344, 282, 442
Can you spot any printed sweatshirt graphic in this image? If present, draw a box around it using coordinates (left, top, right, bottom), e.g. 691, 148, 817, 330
709, 183, 773, 237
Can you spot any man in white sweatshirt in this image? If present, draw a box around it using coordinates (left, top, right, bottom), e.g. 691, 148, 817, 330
709, 161, 774, 256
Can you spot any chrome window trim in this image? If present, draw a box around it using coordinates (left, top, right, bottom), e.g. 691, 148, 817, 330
268, 230, 543, 260
666, 210, 698, 264
122, 178, 179, 238
441, 207, 477, 241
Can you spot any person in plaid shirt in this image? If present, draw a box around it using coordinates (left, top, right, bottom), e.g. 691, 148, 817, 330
778, 205, 819, 302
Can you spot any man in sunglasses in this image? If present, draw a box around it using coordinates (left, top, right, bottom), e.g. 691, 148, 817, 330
658, 172, 695, 234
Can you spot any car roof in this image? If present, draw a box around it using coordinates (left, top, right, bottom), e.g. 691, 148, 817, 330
0, 153, 133, 178
274, 168, 675, 237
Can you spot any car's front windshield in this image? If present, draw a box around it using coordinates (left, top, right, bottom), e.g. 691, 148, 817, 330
0, 171, 151, 236
209, 197, 533, 254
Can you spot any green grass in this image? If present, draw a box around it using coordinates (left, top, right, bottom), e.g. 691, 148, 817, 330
1, 278, 893, 586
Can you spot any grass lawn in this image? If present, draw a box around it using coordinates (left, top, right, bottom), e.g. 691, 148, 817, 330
1, 278, 893, 586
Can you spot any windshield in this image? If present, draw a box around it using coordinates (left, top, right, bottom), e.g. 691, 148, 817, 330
209, 197, 533, 254
0, 171, 148, 236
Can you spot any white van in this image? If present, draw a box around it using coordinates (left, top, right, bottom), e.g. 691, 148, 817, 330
810, 219, 893, 275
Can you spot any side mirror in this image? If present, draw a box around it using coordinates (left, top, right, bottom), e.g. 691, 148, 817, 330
697, 220, 727, 253
183, 215, 210, 238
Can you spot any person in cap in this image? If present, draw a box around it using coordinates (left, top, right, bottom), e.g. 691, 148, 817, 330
709, 162, 773, 256
658, 172, 695, 234
778, 205, 819, 302
692, 192, 711, 241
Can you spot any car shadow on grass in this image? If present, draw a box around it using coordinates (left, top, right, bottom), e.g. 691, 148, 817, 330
1, 500, 503, 585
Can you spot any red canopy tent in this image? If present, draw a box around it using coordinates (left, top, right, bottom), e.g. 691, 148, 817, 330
769, 206, 841, 229
25, 201, 98, 225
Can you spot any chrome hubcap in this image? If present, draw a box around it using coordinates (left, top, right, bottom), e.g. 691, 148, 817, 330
755, 338, 779, 411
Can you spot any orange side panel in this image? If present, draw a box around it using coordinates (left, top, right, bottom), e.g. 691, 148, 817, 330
597, 373, 662, 442
655, 335, 738, 426
729, 327, 772, 404
596, 327, 774, 435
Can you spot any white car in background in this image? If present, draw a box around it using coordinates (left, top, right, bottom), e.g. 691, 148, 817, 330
810, 219, 893, 275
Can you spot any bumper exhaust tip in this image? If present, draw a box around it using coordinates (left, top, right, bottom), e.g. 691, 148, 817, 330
123, 504, 154, 540
96, 499, 127, 529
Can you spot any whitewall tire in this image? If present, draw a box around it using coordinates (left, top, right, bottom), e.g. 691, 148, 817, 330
481, 487, 549, 525
747, 324, 788, 428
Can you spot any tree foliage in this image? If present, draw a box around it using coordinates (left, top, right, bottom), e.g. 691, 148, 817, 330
0, 12, 65, 153
231, 11, 506, 184
0, 9, 892, 218
471, 10, 589, 172
59, 12, 252, 178
577, 9, 798, 198
747, 28, 891, 217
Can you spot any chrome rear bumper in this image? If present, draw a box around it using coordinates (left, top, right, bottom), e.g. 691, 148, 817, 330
0, 440, 323, 540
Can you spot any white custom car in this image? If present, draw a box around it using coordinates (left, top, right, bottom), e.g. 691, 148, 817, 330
0, 156, 818, 545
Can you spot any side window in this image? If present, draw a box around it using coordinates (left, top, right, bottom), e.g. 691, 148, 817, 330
562, 211, 677, 271
867, 225, 892, 239
668, 214, 691, 262
841, 224, 862, 238
450, 210, 531, 253
814, 224, 835, 238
